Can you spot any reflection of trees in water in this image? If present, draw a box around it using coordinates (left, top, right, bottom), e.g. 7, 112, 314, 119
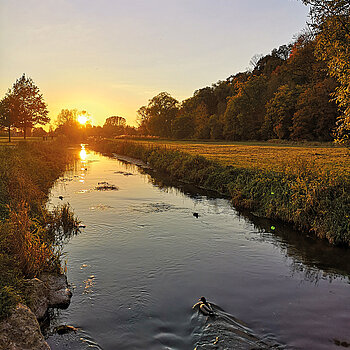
142, 168, 223, 200
144, 168, 350, 285
247, 214, 350, 284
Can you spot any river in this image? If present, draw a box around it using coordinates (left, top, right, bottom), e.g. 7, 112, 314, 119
45, 145, 350, 349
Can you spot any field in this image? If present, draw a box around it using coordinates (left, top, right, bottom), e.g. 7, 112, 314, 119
129, 139, 350, 175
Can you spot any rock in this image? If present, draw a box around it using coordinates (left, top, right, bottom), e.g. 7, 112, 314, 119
24, 273, 72, 319
24, 278, 49, 320
1, 273, 73, 350
39, 273, 72, 307
0, 304, 50, 350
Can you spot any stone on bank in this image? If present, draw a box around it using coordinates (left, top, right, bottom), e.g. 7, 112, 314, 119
0, 273, 72, 350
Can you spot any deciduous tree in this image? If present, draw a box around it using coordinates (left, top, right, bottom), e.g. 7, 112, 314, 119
104, 116, 126, 127
301, 0, 350, 145
291, 78, 338, 141
224, 75, 268, 140
103, 116, 126, 137
10, 74, 49, 139
137, 92, 179, 137
263, 85, 303, 139
0, 94, 18, 142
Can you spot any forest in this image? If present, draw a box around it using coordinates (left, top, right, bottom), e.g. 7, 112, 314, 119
137, 35, 337, 142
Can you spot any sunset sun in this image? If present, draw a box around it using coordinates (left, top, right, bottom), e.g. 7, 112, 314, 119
77, 115, 88, 125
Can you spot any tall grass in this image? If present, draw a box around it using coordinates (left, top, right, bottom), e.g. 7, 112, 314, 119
91, 139, 350, 246
0, 141, 78, 319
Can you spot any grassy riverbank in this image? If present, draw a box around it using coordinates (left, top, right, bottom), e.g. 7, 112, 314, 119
120, 139, 350, 174
91, 139, 350, 247
0, 141, 78, 319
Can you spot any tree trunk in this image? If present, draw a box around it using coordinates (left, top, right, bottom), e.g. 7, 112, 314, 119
24, 125, 26, 140
8, 125, 11, 143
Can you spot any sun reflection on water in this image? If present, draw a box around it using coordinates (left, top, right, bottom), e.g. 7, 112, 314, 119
80, 145, 87, 161
79, 144, 88, 184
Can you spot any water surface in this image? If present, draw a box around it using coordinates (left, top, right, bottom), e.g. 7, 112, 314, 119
46, 146, 350, 349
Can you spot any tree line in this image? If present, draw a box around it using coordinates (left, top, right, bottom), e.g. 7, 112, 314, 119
0, 76, 137, 142
138, 0, 350, 144
1, 0, 348, 145
53, 109, 137, 140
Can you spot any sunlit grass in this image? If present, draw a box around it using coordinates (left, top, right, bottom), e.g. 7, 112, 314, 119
0, 136, 43, 144
130, 139, 350, 177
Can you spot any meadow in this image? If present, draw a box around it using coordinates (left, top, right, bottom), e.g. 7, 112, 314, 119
91, 139, 350, 247
129, 139, 350, 175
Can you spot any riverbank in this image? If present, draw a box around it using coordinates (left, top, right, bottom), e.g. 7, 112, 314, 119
90, 139, 350, 246
0, 141, 79, 348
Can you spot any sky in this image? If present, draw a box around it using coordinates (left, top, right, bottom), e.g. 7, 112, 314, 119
0, 0, 310, 127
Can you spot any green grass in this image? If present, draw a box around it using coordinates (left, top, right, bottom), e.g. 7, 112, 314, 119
92, 139, 350, 247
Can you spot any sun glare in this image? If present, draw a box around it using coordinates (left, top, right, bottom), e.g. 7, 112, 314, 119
78, 115, 88, 125
80, 145, 87, 161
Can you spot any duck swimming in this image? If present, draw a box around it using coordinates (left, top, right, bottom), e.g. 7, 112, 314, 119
192, 296, 215, 316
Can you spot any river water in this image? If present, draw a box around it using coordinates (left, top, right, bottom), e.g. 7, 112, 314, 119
46, 145, 350, 350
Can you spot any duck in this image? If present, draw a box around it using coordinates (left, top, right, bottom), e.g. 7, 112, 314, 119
58, 195, 64, 200
193, 212, 199, 218
192, 296, 215, 316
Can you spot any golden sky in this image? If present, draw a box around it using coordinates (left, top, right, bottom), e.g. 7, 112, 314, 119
0, 0, 309, 127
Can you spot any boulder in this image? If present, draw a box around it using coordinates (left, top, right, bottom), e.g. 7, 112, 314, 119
39, 273, 72, 307
0, 304, 50, 350
24, 273, 72, 319
24, 278, 49, 319
0, 273, 73, 350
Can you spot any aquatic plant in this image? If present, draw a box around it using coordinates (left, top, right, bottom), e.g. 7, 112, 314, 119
45, 203, 81, 244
